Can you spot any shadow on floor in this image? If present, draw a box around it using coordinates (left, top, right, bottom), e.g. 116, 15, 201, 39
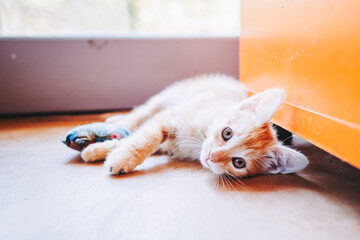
66, 143, 360, 216
67, 154, 104, 166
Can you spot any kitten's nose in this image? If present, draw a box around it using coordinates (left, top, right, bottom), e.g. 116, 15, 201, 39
210, 151, 225, 162
209, 153, 216, 162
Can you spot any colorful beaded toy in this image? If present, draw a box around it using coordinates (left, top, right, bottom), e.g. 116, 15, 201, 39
61, 122, 130, 151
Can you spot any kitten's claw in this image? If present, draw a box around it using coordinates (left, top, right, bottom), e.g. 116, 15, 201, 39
104, 143, 139, 174
108, 167, 125, 175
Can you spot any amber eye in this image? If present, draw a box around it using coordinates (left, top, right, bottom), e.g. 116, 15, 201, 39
232, 158, 246, 169
222, 127, 233, 141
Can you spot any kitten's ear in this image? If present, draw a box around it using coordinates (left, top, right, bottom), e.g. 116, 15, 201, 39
239, 89, 284, 124
267, 145, 309, 174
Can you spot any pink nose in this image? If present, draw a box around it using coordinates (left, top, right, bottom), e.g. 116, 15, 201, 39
209, 151, 225, 162
205, 152, 211, 162
209, 153, 218, 162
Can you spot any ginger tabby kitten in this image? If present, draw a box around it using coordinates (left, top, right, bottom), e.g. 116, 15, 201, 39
81, 74, 309, 177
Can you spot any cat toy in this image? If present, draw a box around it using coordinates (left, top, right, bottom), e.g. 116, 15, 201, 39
60, 122, 130, 151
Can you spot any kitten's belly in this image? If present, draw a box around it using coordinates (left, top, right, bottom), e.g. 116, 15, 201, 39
157, 107, 215, 161
158, 138, 202, 161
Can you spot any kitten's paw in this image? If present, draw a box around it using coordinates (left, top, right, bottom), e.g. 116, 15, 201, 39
81, 142, 109, 162
104, 144, 140, 174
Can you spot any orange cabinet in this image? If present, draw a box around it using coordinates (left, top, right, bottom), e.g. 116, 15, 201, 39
240, 0, 360, 168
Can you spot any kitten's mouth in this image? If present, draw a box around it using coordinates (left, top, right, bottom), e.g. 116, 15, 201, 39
202, 151, 212, 168
207, 160, 224, 175
204, 157, 210, 168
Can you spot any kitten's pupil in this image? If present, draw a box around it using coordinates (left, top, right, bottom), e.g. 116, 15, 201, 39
232, 158, 246, 169
222, 127, 233, 141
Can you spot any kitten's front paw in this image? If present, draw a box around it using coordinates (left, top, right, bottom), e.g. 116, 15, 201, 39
104, 145, 139, 174
81, 142, 109, 162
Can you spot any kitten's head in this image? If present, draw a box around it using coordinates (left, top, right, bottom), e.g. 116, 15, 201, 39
200, 89, 308, 178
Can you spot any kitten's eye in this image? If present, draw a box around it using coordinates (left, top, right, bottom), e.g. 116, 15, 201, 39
232, 158, 246, 169
222, 127, 233, 141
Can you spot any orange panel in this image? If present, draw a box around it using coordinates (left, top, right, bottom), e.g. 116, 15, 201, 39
240, 0, 360, 168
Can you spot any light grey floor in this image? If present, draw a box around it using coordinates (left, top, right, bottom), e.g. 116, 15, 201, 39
1, 116, 360, 240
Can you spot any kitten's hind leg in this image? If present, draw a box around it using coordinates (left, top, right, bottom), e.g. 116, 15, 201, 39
105, 95, 165, 131
104, 117, 169, 174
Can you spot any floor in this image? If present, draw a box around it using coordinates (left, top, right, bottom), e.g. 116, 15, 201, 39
1, 113, 360, 240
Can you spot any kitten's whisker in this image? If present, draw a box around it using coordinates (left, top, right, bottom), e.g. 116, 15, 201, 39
224, 174, 236, 190
219, 174, 225, 189
251, 158, 268, 173
236, 179, 254, 192
209, 173, 217, 189
220, 174, 227, 189
171, 140, 200, 155
193, 130, 206, 142
280, 135, 293, 145
224, 173, 247, 191
225, 172, 255, 192
213, 174, 220, 189
172, 139, 202, 154
222, 174, 233, 190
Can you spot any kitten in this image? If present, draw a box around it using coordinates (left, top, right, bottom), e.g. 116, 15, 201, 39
81, 74, 308, 177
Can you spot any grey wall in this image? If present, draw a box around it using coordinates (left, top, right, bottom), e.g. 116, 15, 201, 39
0, 37, 239, 115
